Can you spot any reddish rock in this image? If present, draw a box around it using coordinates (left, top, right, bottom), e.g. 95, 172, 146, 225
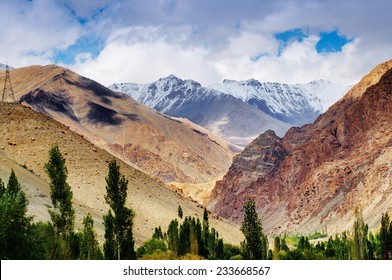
209, 60, 392, 235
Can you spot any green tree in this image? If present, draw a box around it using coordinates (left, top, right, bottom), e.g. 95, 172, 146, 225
167, 219, 179, 256
103, 210, 116, 259
240, 197, 268, 260
136, 238, 167, 258
80, 213, 102, 259
44, 145, 75, 236
178, 217, 191, 256
7, 170, 23, 196
44, 145, 75, 259
0, 171, 32, 259
380, 212, 391, 260
178, 205, 183, 219
104, 159, 135, 260
201, 208, 209, 258
351, 208, 368, 259
273, 236, 281, 257
153, 226, 164, 240
222, 243, 242, 260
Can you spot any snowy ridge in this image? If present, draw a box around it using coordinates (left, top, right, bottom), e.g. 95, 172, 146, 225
208, 79, 349, 124
109, 75, 291, 148
111, 75, 348, 127
110, 75, 220, 114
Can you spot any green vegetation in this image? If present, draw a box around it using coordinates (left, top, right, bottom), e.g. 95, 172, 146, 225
80, 214, 103, 260
0, 171, 32, 259
240, 197, 268, 259
44, 145, 75, 259
103, 159, 136, 260
1, 146, 392, 260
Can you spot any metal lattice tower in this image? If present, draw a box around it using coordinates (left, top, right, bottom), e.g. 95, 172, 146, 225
2, 64, 15, 102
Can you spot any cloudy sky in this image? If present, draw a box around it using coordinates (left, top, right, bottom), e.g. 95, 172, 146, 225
1, 0, 391, 86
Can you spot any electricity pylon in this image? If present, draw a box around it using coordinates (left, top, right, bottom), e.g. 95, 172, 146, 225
2, 64, 15, 102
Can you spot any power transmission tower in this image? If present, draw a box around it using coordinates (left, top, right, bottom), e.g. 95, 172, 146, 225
2, 64, 15, 102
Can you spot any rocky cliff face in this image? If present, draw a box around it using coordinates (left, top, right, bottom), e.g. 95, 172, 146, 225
209, 60, 392, 235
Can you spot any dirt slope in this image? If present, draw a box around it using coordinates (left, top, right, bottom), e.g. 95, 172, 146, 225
0, 65, 234, 198
0, 102, 242, 246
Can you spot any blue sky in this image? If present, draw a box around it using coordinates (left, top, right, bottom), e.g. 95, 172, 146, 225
0, 0, 391, 86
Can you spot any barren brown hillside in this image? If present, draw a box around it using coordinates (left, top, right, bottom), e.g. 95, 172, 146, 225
0, 102, 242, 246
0, 65, 235, 205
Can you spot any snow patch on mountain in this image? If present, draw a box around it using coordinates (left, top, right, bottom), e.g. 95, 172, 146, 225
109, 75, 291, 148
208, 79, 349, 125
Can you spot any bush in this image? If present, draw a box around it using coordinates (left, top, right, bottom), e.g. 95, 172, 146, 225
136, 238, 167, 258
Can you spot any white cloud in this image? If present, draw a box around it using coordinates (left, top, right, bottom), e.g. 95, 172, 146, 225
73, 26, 219, 85
1, 0, 391, 87
72, 23, 386, 87
0, 0, 80, 67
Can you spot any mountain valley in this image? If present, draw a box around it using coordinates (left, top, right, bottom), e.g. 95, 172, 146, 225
0, 102, 243, 246
1, 59, 391, 246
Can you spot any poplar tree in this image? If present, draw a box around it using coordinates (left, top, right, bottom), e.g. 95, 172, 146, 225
240, 197, 268, 259
0, 172, 32, 259
167, 219, 179, 256
104, 159, 135, 260
178, 205, 183, 219
7, 170, 23, 196
380, 212, 391, 260
80, 213, 102, 260
44, 145, 75, 236
103, 210, 116, 259
351, 208, 368, 260
201, 208, 209, 258
178, 217, 191, 256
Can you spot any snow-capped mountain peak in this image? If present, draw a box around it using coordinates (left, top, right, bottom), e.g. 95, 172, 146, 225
109, 76, 291, 147
208, 78, 349, 124
109, 75, 349, 146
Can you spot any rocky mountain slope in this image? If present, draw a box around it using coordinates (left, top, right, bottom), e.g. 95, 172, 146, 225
208, 79, 349, 125
110, 76, 291, 148
0, 65, 234, 198
0, 102, 243, 245
209, 60, 392, 235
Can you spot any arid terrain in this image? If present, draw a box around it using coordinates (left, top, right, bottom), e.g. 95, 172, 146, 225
0, 65, 235, 206
0, 102, 242, 246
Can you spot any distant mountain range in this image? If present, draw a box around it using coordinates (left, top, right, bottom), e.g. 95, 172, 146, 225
209, 78, 349, 125
110, 76, 349, 147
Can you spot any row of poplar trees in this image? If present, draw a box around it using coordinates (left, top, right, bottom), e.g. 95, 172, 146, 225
0, 144, 265, 260
2, 144, 391, 260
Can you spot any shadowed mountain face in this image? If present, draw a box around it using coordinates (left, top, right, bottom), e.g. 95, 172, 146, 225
0, 65, 234, 192
208, 60, 392, 235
